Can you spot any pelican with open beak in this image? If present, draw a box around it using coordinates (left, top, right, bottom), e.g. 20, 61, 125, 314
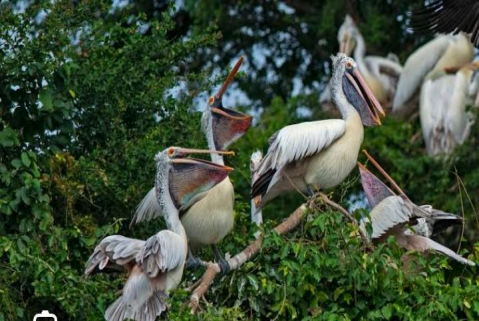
132, 57, 252, 273
252, 53, 384, 208
338, 15, 402, 107
358, 150, 475, 266
85, 147, 233, 321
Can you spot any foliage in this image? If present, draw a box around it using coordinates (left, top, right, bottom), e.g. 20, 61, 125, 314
1, 1, 479, 321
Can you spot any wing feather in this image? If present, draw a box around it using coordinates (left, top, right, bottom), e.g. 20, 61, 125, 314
393, 35, 451, 113
136, 230, 186, 278
252, 120, 346, 197
85, 235, 144, 277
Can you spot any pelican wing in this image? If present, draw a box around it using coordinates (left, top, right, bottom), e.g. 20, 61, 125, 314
367, 195, 432, 239
411, 0, 479, 47
405, 234, 475, 266
130, 187, 162, 227
137, 230, 186, 278
252, 119, 346, 197
393, 36, 451, 113
85, 235, 144, 277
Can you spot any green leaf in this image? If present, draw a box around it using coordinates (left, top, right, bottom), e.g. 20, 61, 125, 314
382, 304, 393, 319
21, 152, 31, 167
69, 89, 76, 98
11, 159, 22, 169
39, 89, 53, 110
0, 127, 19, 147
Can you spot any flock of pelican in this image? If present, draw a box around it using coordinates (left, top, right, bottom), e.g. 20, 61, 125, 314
84, 8, 479, 321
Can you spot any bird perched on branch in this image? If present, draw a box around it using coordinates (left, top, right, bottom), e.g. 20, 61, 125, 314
252, 53, 384, 208
85, 147, 233, 321
131, 57, 252, 273
410, 0, 479, 48
358, 150, 475, 266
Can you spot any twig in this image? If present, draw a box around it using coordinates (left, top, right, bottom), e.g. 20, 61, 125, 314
317, 192, 374, 250
189, 192, 374, 313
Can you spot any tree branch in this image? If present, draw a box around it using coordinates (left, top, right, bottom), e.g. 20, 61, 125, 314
318, 192, 374, 250
188, 193, 373, 313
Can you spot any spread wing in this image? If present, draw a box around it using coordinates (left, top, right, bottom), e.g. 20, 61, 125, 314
130, 187, 162, 227
130, 187, 209, 226
136, 230, 187, 278
366, 195, 432, 239
393, 35, 451, 114
252, 119, 346, 197
411, 0, 479, 47
85, 235, 144, 277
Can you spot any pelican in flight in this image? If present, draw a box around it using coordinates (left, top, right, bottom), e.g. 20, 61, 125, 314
393, 33, 474, 117
338, 15, 403, 107
358, 151, 475, 266
85, 147, 234, 321
420, 62, 479, 155
131, 57, 252, 272
252, 53, 384, 208
411, 0, 479, 48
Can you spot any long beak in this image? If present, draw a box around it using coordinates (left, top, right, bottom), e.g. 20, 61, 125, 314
211, 107, 253, 150
345, 68, 385, 126
209, 56, 244, 106
178, 148, 235, 157
358, 162, 395, 208
169, 158, 234, 209
339, 36, 354, 57
361, 150, 406, 198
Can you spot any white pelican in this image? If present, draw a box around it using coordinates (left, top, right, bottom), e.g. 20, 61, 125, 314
411, 0, 479, 47
85, 147, 233, 321
358, 152, 475, 266
392, 33, 474, 117
252, 53, 385, 208
420, 62, 479, 155
338, 15, 403, 107
131, 57, 252, 272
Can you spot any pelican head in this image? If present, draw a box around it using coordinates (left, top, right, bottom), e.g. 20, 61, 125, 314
203, 56, 253, 151
155, 147, 234, 211
331, 53, 385, 126
338, 15, 359, 56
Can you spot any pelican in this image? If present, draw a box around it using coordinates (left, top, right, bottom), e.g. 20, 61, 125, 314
411, 0, 479, 47
131, 57, 252, 272
85, 147, 233, 321
392, 33, 474, 117
252, 53, 384, 208
420, 62, 479, 155
358, 151, 475, 266
338, 15, 403, 107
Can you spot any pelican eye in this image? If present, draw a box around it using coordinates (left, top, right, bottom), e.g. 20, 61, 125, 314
346, 61, 353, 69
208, 96, 215, 105
168, 148, 175, 157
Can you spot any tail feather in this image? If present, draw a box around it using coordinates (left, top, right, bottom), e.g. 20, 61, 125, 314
130, 188, 162, 228
105, 292, 167, 321
251, 168, 276, 198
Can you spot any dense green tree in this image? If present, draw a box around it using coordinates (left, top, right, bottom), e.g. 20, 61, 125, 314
1, 1, 478, 320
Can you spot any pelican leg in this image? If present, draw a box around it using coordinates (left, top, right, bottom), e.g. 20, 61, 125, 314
212, 245, 230, 274
185, 248, 202, 270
